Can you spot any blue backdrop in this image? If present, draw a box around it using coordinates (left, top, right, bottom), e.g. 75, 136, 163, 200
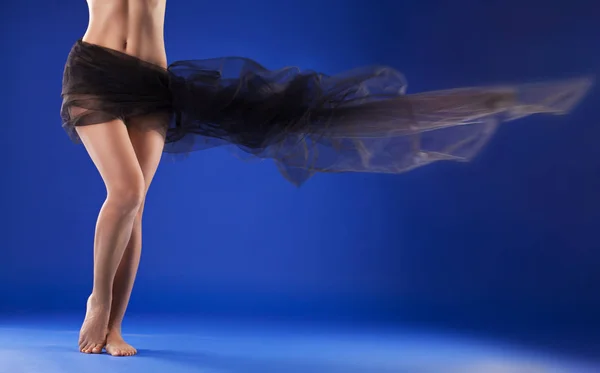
1, 0, 598, 336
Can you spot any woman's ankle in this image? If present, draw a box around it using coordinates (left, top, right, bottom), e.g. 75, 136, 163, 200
88, 292, 112, 310
107, 325, 123, 335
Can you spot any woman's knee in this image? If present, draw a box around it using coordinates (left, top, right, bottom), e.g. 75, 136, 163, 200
106, 175, 146, 215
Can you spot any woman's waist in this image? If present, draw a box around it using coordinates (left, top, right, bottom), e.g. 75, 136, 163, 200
82, 25, 167, 68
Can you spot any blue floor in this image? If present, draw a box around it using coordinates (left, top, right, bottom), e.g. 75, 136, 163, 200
1, 316, 598, 373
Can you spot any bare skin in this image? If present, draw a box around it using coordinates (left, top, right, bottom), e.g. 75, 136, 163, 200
76, 0, 168, 357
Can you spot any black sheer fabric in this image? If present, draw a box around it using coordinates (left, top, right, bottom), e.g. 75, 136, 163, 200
61, 40, 592, 185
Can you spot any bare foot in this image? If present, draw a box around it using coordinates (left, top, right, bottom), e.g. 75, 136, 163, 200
78, 295, 110, 354
105, 329, 137, 356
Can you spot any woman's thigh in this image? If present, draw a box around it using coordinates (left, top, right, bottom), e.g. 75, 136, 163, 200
76, 119, 145, 197
126, 113, 167, 193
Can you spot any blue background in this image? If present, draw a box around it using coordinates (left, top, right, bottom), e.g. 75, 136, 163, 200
1, 0, 598, 343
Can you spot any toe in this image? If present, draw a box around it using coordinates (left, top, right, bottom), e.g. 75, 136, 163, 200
91, 344, 103, 354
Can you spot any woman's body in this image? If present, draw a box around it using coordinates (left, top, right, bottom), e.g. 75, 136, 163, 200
76, 0, 168, 356
64, 0, 590, 359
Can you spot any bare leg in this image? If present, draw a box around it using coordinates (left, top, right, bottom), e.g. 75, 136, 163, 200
76, 119, 146, 354
105, 114, 167, 357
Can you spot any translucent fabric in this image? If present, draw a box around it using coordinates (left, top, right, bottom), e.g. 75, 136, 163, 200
61, 40, 592, 185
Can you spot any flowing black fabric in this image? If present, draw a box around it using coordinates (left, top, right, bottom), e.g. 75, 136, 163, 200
61, 40, 592, 185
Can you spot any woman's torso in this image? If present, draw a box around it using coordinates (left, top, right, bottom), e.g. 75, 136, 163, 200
82, 0, 167, 67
